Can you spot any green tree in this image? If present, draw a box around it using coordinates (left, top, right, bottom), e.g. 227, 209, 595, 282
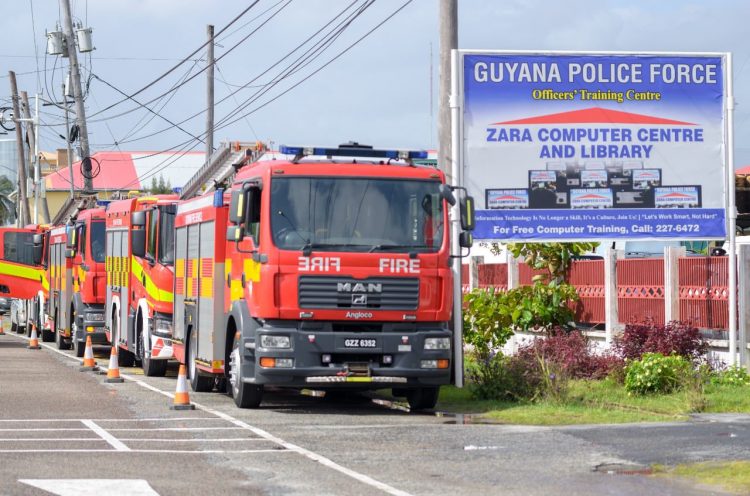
149, 174, 173, 194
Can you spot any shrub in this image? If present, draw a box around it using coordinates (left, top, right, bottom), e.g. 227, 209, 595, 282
711, 365, 750, 387
465, 353, 537, 401
515, 329, 623, 380
614, 320, 708, 363
624, 353, 692, 395
463, 288, 515, 361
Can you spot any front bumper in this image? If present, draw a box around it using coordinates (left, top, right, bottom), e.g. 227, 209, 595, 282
75, 306, 107, 344
242, 321, 452, 388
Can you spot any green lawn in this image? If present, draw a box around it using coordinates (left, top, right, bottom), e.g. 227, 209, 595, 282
653, 461, 750, 494
434, 380, 750, 426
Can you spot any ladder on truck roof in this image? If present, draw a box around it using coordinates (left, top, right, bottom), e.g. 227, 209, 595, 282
179, 141, 266, 200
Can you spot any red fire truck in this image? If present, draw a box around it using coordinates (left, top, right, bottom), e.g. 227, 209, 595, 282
105, 195, 178, 376
42, 208, 108, 356
172, 144, 473, 410
0, 225, 48, 336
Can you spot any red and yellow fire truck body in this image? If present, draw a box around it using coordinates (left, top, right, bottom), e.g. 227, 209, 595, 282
105, 195, 178, 376
44, 208, 107, 355
173, 144, 470, 409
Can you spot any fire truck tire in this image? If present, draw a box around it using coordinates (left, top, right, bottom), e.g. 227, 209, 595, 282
113, 311, 135, 367
187, 330, 212, 392
42, 311, 56, 342
56, 325, 71, 350
140, 316, 167, 377
406, 386, 440, 411
229, 338, 263, 408
72, 312, 85, 357
10, 321, 16, 333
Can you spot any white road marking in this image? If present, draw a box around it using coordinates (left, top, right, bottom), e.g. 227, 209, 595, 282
0, 428, 90, 432
81, 420, 131, 452
19, 479, 159, 495
0, 438, 104, 442
5, 448, 290, 454
106, 427, 243, 431
117, 438, 269, 442
7, 333, 415, 496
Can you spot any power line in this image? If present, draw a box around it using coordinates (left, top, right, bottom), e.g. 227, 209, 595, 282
87, 1, 262, 119
28, 0, 42, 93
113, 0, 412, 189
96, 0, 364, 147
87, 0, 292, 125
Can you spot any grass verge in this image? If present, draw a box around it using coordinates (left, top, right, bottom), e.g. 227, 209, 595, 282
434, 380, 750, 426
653, 461, 750, 494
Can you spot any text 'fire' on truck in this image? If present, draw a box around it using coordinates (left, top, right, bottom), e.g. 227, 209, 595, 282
105, 195, 178, 376
166, 143, 474, 410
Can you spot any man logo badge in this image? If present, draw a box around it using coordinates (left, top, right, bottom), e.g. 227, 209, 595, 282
352, 294, 368, 306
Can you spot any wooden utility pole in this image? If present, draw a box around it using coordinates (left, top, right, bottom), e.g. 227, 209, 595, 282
9, 72, 30, 227
21, 91, 51, 224
60, 0, 93, 193
438, 0, 457, 184
206, 24, 215, 161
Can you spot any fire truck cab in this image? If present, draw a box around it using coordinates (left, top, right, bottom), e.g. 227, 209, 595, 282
105, 195, 178, 376
0, 226, 46, 335
175, 143, 474, 410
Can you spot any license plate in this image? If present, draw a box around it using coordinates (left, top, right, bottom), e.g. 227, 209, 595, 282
343, 338, 377, 348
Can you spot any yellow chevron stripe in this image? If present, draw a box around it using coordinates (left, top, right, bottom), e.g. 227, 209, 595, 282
130, 256, 173, 304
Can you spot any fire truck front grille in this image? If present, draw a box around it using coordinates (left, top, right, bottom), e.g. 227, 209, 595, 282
298, 276, 419, 310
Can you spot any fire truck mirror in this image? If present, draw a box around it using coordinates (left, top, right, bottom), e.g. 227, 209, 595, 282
33, 245, 42, 266
439, 184, 456, 206
229, 190, 245, 225
132, 229, 146, 258
131, 211, 147, 227
226, 226, 244, 243
32, 234, 43, 246
460, 195, 475, 231
64, 248, 76, 259
66, 229, 77, 249
459, 231, 473, 249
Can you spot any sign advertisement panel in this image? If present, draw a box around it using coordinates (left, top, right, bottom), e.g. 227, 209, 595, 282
461, 52, 728, 240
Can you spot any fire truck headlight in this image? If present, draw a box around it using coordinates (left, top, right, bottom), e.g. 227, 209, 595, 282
260, 335, 291, 349
154, 318, 171, 333
84, 312, 104, 322
424, 337, 451, 350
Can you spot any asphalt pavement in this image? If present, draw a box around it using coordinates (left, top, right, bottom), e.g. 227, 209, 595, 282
0, 319, 746, 495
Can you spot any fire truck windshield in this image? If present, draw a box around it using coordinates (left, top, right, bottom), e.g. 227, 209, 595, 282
159, 208, 175, 265
271, 177, 444, 253
90, 221, 105, 263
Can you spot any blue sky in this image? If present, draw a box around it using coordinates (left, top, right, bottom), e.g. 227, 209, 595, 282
2, 0, 750, 165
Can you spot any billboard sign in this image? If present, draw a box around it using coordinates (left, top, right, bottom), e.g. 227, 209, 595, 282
460, 51, 729, 240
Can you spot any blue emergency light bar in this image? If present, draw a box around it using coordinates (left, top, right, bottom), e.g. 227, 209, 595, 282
279, 144, 428, 161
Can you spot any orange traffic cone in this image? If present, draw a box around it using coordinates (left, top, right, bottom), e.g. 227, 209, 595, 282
28, 325, 41, 350
79, 336, 98, 371
170, 364, 195, 410
105, 346, 124, 383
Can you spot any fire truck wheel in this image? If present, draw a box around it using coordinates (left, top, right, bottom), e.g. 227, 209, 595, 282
140, 317, 167, 377
406, 386, 440, 411
187, 330, 213, 392
113, 311, 135, 367
10, 321, 16, 333
56, 325, 71, 350
42, 312, 56, 342
229, 339, 263, 408
72, 313, 84, 357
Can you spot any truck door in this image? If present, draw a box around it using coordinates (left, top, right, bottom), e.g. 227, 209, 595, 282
0, 228, 43, 299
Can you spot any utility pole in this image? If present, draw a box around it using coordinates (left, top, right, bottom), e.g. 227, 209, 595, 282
63, 86, 75, 200
9, 72, 31, 227
438, 0, 457, 184
206, 24, 215, 161
21, 92, 51, 224
60, 0, 93, 194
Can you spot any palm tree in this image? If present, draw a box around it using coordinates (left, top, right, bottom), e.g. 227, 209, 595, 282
0, 175, 17, 226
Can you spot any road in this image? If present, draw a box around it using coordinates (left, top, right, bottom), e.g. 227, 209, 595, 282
0, 322, 746, 496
